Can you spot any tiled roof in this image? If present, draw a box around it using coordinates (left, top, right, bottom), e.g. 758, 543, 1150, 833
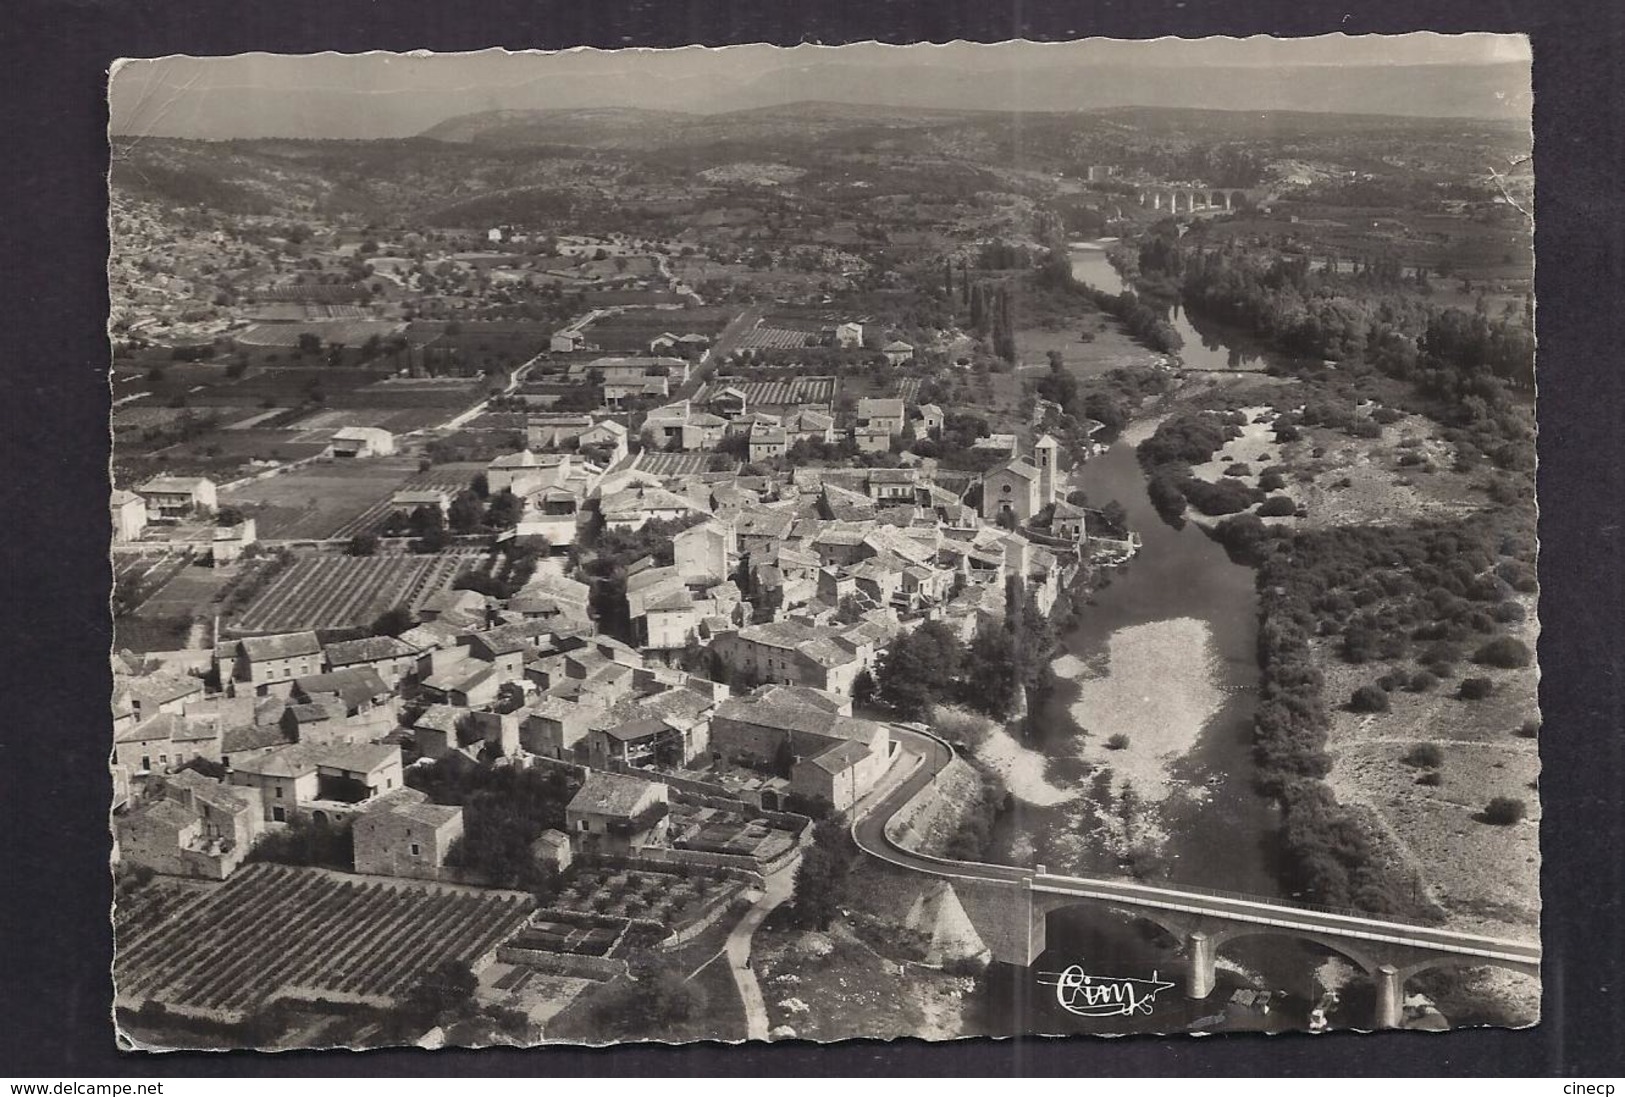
286, 701, 343, 724
239, 741, 399, 779
569, 771, 661, 818
805, 738, 871, 774
857, 398, 904, 419
646, 588, 696, 613
240, 632, 322, 662
222, 723, 294, 755
323, 635, 419, 666
127, 673, 205, 705
597, 716, 670, 742
716, 697, 884, 746
137, 476, 213, 494
294, 667, 389, 707
991, 457, 1040, 482
754, 684, 847, 713
412, 704, 465, 735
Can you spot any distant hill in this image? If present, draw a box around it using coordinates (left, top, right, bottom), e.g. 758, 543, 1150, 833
705, 60, 1532, 122
111, 53, 1530, 141
420, 107, 695, 145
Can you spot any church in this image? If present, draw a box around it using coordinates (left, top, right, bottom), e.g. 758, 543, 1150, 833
980, 434, 1060, 524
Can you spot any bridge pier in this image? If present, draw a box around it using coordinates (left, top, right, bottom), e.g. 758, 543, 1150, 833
1374, 964, 1404, 1030
1185, 931, 1216, 1000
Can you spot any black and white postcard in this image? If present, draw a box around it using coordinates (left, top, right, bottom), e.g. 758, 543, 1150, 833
105, 37, 1540, 1050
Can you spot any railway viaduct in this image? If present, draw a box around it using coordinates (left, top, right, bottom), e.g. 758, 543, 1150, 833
1135, 185, 1269, 214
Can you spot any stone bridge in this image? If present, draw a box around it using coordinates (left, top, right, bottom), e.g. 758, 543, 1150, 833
855, 727, 1541, 1029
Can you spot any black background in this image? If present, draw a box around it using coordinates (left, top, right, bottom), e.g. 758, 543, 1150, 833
3, 0, 1621, 1078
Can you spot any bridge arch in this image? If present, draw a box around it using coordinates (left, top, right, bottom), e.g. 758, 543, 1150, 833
1206, 925, 1384, 977
1394, 952, 1541, 986
1032, 893, 1192, 944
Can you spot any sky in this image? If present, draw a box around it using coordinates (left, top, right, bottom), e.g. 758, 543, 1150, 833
109, 36, 1534, 140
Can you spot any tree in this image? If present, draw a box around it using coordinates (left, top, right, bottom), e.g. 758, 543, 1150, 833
371, 606, 415, 637
772, 736, 796, 780
789, 845, 843, 930
875, 620, 964, 719
403, 959, 478, 1025
965, 619, 1021, 719
296, 331, 322, 356
215, 506, 246, 527
1349, 685, 1390, 713
447, 490, 486, 534
484, 489, 525, 530
852, 668, 877, 708
589, 955, 704, 1038
348, 532, 380, 557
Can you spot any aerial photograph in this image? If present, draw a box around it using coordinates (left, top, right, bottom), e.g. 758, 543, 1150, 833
106, 36, 1539, 1049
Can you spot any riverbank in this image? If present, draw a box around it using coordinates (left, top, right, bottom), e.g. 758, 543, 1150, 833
1059, 617, 1225, 808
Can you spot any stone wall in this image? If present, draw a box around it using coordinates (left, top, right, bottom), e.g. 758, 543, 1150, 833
883, 754, 983, 858
495, 945, 627, 981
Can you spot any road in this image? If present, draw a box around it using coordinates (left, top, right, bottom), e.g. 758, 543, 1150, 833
675, 305, 762, 401
852, 725, 1541, 969
411, 354, 541, 436
715, 740, 930, 1041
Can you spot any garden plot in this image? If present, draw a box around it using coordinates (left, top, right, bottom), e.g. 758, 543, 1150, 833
549, 866, 742, 927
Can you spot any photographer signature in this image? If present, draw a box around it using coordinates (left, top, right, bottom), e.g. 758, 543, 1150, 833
1036, 964, 1176, 1018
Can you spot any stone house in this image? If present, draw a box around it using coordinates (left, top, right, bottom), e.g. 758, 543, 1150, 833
224, 632, 324, 697
352, 789, 465, 882
565, 772, 670, 856
229, 742, 404, 825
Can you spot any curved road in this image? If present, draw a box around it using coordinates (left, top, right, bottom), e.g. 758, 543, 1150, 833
853, 726, 1541, 969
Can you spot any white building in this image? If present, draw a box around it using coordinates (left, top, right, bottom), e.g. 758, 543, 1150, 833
329, 426, 395, 458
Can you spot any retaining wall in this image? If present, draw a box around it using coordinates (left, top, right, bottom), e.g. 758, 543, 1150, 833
495, 945, 626, 981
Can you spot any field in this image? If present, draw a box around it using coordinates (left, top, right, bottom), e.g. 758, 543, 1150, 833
222, 460, 417, 540
578, 307, 734, 353
279, 407, 403, 431
735, 324, 817, 351
233, 549, 483, 633
1014, 316, 1163, 380
221, 461, 476, 541
694, 375, 836, 408
234, 320, 408, 348
132, 366, 391, 408
630, 451, 724, 477
114, 864, 534, 1024
113, 550, 191, 589
134, 559, 238, 620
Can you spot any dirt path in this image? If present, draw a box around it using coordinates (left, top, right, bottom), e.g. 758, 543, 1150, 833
723, 860, 797, 1041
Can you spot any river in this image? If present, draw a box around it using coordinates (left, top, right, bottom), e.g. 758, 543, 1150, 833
1068, 240, 1285, 374
973, 242, 1345, 1036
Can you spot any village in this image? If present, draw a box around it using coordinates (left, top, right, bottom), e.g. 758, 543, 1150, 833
100, 37, 1549, 1048
110, 296, 1141, 1045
